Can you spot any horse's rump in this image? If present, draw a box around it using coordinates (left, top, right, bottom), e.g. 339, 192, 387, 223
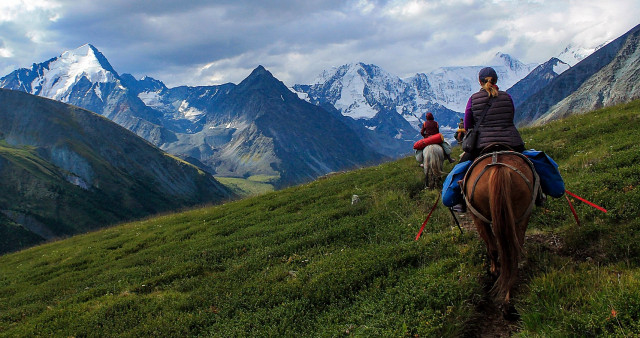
422, 144, 444, 189
462, 151, 538, 304
463, 152, 537, 224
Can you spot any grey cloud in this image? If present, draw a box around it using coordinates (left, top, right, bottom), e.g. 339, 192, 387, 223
48, 0, 375, 78
1, 0, 637, 88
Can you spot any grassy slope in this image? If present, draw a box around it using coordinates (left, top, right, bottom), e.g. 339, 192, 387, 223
0, 100, 639, 336
515, 100, 640, 335
0, 155, 481, 336
215, 176, 276, 197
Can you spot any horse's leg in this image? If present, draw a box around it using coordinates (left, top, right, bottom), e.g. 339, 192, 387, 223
516, 217, 530, 249
473, 217, 499, 276
428, 167, 438, 189
423, 159, 430, 188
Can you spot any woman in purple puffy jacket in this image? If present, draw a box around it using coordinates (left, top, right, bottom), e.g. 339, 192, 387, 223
460, 67, 525, 163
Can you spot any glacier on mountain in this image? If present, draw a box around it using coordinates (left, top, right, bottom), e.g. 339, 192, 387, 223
29, 44, 119, 102
295, 52, 537, 139
407, 53, 538, 113
556, 41, 612, 66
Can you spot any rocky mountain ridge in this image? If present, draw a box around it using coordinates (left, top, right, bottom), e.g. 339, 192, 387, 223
515, 23, 640, 126
0, 46, 386, 187
535, 25, 640, 124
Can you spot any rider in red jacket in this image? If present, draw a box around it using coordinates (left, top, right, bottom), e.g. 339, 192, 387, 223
421, 112, 440, 138
421, 112, 455, 163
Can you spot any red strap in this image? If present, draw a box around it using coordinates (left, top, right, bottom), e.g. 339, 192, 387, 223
565, 195, 580, 226
415, 195, 440, 241
565, 190, 608, 213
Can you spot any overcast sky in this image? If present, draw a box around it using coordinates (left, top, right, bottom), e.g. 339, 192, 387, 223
0, 0, 638, 87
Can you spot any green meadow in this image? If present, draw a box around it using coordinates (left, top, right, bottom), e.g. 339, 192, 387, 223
1, 100, 639, 336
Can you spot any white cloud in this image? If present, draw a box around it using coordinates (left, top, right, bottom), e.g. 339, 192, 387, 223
0, 48, 12, 58
475, 30, 496, 44
0, 0, 59, 22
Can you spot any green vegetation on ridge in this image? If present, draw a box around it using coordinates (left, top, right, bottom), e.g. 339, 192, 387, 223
214, 175, 276, 197
1, 100, 640, 336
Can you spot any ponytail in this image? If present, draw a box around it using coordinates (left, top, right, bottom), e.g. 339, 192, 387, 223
481, 77, 498, 97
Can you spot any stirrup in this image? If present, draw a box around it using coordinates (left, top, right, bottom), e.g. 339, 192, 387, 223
535, 190, 547, 207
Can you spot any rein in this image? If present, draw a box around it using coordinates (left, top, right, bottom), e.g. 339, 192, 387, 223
564, 189, 608, 226
415, 195, 440, 241
462, 151, 539, 224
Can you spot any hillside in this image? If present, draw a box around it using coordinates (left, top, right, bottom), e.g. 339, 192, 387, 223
0, 89, 232, 254
515, 24, 639, 126
535, 25, 640, 124
1, 100, 639, 335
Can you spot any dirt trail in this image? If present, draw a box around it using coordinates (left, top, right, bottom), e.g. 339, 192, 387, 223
451, 210, 563, 337
452, 211, 518, 337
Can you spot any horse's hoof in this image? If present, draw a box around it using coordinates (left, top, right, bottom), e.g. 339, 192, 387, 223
501, 303, 520, 321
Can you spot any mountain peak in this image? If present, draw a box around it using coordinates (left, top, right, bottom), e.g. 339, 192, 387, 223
60, 44, 117, 75
0, 43, 121, 101
556, 40, 613, 66
488, 52, 526, 71
239, 65, 285, 91
249, 65, 269, 77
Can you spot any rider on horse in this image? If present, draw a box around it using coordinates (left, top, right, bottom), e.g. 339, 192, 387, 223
460, 67, 525, 162
421, 112, 456, 164
446, 67, 546, 212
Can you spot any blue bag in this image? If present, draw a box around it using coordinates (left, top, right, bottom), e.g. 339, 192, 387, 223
523, 150, 565, 198
442, 160, 471, 207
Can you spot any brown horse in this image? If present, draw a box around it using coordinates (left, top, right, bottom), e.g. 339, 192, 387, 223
462, 149, 539, 314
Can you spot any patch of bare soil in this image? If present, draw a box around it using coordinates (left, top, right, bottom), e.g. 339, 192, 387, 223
463, 274, 522, 337
526, 232, 564, 255
452, 211, 475, 231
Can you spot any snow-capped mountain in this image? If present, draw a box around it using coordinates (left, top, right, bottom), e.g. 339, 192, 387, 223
0, 45, 386, 188
3, 44, 119, 102
294, 62, 462, 127
556, 41, 612, 66
293, 53, 536, 146
304, 63, 407, 120
0, 44, 173, 146
411, 53, 538, 113
292, 62, 423, 154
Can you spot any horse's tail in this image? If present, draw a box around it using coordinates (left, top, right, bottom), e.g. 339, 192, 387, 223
429, 148, 442, 177
489, 165, 521, 300
427, 147, 443, 177
423, 145, 444, 189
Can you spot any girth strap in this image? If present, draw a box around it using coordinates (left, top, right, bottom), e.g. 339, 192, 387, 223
462, 151, 540, 224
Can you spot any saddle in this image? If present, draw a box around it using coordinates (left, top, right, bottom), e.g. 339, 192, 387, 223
460, 144, 540, 224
